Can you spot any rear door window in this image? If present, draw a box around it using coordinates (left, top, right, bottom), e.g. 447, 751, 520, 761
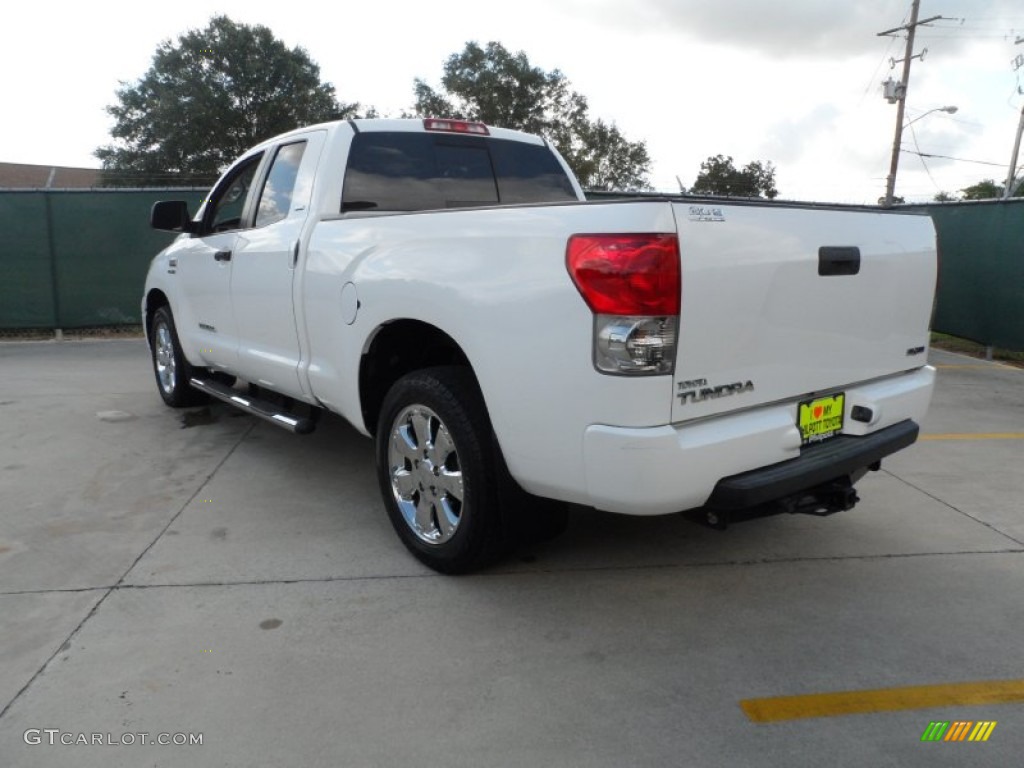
255, 141, 307, 227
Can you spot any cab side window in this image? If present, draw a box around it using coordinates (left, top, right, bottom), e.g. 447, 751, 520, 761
255, 142, 307, 228
206, 154, 262, 234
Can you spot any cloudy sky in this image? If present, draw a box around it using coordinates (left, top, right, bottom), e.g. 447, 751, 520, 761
4, 0, 1022, 202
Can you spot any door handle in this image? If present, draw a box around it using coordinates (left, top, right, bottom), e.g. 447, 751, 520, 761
818, 246, 860, 276
214, 250, 232, 262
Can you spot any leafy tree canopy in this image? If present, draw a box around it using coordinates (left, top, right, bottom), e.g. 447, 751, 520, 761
96, 15, 358, 186
959, 178, 1019, 200
690, 155, 779, 199
413, 41, 651, 192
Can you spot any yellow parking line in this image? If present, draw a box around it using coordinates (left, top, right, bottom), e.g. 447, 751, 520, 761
920, 433, 1024, 441
741, 679, 1024, 723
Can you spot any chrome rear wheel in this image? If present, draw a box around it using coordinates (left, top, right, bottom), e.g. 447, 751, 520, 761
375, 367, 505, 573
388, 404, 465, 545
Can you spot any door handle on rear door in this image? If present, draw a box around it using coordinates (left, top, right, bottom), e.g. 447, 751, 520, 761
214, 250, 232, 262
818, 246, 860, 276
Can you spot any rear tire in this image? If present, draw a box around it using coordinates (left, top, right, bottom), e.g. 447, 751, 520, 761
376, 367, 506, 574
150, 306, 207, 408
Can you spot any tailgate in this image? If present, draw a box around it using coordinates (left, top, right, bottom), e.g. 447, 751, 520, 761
670, 203, 936, 424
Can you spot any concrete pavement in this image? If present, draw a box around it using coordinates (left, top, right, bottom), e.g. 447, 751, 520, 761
1, 340, 1021, 766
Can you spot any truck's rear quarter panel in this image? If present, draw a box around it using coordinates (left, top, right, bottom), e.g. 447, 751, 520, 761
304, 202, 679, 502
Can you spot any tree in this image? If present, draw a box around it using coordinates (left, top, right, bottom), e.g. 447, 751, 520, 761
933, 190, 957, 202
960, 178, 1022, 200
413, 41, 651, 191
960, 179, 1003, 200
96, 16, 359, 186
690, 155, 779, 199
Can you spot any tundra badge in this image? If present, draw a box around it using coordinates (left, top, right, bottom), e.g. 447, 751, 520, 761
677, 378, 755, 405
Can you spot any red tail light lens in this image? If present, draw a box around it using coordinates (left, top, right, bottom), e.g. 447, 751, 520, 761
566, 234, 680, 315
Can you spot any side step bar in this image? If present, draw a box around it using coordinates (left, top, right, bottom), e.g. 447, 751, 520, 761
189, 377, 316, 434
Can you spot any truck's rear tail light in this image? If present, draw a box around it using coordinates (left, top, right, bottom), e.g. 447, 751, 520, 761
566, 234, 681, 376
594, 315, 678, 375
566, 234, 680, 315
423, 118, 489, 136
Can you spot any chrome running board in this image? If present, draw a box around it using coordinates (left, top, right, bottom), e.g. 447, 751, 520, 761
189, 377, 316, 434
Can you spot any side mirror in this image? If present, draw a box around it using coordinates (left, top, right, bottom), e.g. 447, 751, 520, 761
150, 201, 196, 233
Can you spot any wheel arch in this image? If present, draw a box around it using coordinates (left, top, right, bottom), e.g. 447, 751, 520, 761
144, 288, 171, 342
358, 319, 475, 437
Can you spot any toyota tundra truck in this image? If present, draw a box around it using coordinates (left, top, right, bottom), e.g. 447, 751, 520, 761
143, 117, 937, 573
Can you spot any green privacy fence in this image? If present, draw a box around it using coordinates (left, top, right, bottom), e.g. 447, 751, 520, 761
916, 198, 1024, 351
0, 189, 205, 329
2, 190, 1023, 349
590, 192, 1024, 352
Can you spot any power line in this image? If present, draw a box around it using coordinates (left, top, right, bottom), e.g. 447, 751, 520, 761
863, 35, 900, 101
899, 149, 1006, 167
925, 23, 1024, 30
906, 123, 940, 190
916, 34, 1024, 40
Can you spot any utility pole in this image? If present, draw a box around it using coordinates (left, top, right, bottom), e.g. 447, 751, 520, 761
1005, 108, 1024, 199
1003, 40, 1024, 199
879, 1, 945, 206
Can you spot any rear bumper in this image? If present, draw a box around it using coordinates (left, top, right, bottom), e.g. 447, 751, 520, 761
705, 419, 918, 509
580, 366, 934, 515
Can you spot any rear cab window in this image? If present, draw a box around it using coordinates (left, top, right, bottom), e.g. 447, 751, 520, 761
341, 132, 577, 212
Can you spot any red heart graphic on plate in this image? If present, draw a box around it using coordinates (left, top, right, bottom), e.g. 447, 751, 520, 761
813, 406, 823, 419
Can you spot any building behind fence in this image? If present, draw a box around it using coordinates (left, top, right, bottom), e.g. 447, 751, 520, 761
1, 190, 1022, 350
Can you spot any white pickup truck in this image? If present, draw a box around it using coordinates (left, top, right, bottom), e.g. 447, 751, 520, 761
143, 117, 936, 572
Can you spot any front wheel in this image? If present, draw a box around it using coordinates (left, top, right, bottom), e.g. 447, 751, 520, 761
376, 367, 506, 574
150, 306, 207, 408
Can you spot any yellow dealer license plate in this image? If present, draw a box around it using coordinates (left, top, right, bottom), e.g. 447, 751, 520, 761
798, 394, 845, 445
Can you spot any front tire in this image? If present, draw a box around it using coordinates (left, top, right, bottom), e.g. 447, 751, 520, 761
150, 306, 206, 408
376, 367, 506, 574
